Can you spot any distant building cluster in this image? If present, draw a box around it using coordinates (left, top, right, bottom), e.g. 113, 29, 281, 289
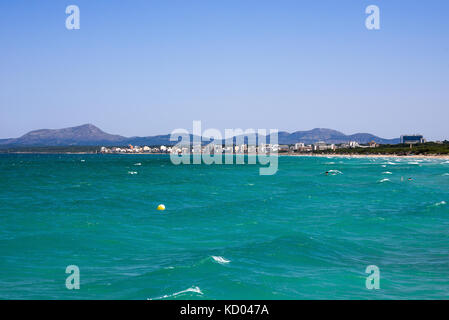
293, 141, 379, 152
100, 144, 287, 154
99, 139, 391, 155
100, 145, 169, 154
98, 134, 430, 155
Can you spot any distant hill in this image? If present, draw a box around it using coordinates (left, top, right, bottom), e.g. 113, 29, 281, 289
0, 124, 399, 147
0, 124, 126, 146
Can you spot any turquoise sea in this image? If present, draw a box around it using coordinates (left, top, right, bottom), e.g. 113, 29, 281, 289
1, 154, 449, 299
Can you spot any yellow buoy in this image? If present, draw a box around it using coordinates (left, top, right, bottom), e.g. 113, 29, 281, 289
157, 204, 165, 211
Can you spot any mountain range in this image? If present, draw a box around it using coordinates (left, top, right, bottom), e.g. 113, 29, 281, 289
0, 124, 400, 147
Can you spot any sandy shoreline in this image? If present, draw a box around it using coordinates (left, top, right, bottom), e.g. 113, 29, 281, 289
283, 153, 449, 160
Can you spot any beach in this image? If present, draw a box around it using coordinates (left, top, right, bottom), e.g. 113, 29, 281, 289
286, 153, 449, 160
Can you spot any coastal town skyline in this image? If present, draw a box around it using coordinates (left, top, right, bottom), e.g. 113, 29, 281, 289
2, 123, 445, 158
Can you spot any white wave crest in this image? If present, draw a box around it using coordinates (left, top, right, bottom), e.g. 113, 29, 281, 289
382, 172, 392, 175
379, 178, 390, 183
434, 201, 447, 207
134, 163, 142, 166
148, 286, 203, 300
128, 171, 138, 175
211, 256, 231, 264
327, 170, 343, 175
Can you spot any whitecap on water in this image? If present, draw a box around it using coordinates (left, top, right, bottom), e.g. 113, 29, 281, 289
211, 256, 231, 264
379, 178, 390, 183
134, 163, 142, 166
148, 286, 203, 300
128, 171, 138, 175
382, 172, 392, 175
443, 173, 449, 176
434, 201, 447, 207
327, 170, 343, 175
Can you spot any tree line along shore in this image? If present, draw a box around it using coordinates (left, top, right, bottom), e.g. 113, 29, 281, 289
312, 142, 449, 156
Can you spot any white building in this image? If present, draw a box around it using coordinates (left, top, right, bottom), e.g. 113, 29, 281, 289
314, 141, 335, 151
294, 142, 305, 150
349, 141, 360, 148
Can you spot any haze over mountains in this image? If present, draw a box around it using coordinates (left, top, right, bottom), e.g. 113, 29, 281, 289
0, 124, 400, 147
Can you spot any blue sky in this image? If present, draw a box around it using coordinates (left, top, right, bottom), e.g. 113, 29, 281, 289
0, 0, 448, 140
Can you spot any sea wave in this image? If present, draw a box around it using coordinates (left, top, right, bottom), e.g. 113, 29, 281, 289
433, 201, 447, 207
134, 163, 142, 166
382, 172, 392, 175
379, 178, 390, 183
128, 171, 138, 175
148, 286, 203, 300
327, 170, 343, 175
211, 256, 231, 264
